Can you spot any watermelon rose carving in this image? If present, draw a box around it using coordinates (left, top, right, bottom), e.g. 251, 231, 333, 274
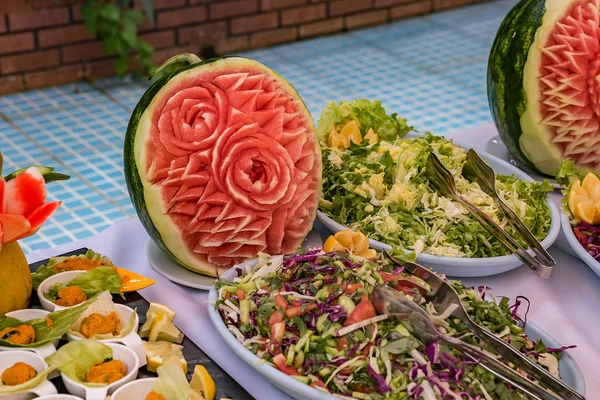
125, 57, 321, 276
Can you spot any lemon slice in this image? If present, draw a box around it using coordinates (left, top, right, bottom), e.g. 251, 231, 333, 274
140, 303, 177, 338
155, 321, 184, 344
190, 365, 216, 400
143, 341, 187, 373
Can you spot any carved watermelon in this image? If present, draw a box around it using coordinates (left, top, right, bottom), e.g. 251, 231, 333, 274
124, 55, 321, 276
488, 0, 600, 176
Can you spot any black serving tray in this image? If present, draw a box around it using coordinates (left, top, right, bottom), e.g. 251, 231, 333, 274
28, 247, 254, 400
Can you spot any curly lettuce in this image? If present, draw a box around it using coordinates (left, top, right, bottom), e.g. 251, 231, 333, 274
317, 99, 412, 144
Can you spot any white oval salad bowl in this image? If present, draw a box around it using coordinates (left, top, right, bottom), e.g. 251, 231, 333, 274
560, 211, 600, 278
208, 261, 584, 400
317, 149, 560, 278
0, 309, 58, 358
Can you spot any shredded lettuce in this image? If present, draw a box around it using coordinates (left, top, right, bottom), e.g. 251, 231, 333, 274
0, 297, 95, 348
319, 103, 553, 258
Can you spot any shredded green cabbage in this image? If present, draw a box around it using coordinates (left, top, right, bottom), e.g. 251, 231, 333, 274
319, 100, 553, 258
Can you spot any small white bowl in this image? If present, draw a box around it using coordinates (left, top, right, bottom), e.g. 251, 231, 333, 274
66, 304, 146, 367
110, 378, 156, 400
0, 309, 58, 358
37, 271, 89, 312
0, 350, 57, 399
60, 343, 139, 400
36, 396, 84, 400
560, 212, 600, 277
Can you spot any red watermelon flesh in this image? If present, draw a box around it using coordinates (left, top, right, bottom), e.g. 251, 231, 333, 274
536, 0, 600, 170
5, 166, 46, 217
144, 66, 321, 269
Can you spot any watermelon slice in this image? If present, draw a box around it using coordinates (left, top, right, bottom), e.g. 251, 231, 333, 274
489, 0, 600, 175
125, 55, 321, 276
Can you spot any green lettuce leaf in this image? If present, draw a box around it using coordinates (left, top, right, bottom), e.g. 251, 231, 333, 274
32, 249, 115, 289
0, 298, 95, 348
317, 99, 413, 144
45, 339, 114, 387
150, 363, 191, 400
44, 266, 123, 303
69, 291, 137, 339
555, 160, 592, 189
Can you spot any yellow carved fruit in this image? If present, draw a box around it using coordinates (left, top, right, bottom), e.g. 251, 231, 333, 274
0, 242, 32, 314
323, 230, 377, 259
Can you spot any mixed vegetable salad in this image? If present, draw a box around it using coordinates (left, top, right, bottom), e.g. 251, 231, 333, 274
557, 161, 600, 261
215, 248, 568, 399
317, 99, 553, 258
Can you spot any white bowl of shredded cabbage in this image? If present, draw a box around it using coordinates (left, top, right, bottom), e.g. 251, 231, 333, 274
317, 149, 560, 277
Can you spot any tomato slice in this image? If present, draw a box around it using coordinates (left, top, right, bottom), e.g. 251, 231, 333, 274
310, 378, 327, 388
269, 310, 284, 326
273, 354, 300, 376
336, 336, 349, 350
343, 299, 376, 327
235, 288, 246, 300
344, 283, 364, 294
275, 294, 288, 310
270, 321, 285, 343
285, 306, 303, 319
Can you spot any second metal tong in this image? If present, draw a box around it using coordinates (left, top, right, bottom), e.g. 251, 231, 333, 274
425, 151, 555, 279
383, 252, 584, 400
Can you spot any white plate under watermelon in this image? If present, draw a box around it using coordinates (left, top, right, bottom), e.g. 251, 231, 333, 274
317, 149, 561, 278
147, 228, 324, 290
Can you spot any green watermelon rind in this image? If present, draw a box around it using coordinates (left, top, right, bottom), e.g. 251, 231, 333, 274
124, 56, 320, 277
487, 0, 546, 173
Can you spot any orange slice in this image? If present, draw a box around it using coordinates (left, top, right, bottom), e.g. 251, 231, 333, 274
364, 128, 379, 145
582, 173, 600, 202
323, 230, 376, 259
115, 267, 156, 292
339, 120, 362, 146
568, 173, 600, 224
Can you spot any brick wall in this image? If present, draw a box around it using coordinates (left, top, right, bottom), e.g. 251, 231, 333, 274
0, 0, 485, 94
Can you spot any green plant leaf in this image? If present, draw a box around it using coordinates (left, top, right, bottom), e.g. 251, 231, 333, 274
0, 150, 3, 176
123, 9, 145, 24
115, 56, 128, 77
104, 34, 118, 55
137, 39, 153, 57
120, 20, 138, 48
99, 3, 120, 22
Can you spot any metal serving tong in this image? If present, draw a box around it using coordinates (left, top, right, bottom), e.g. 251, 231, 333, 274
382, 252, 585, 400
425, 151, 555, 279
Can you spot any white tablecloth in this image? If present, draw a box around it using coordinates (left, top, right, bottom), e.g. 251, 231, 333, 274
26, 123, 600, 398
